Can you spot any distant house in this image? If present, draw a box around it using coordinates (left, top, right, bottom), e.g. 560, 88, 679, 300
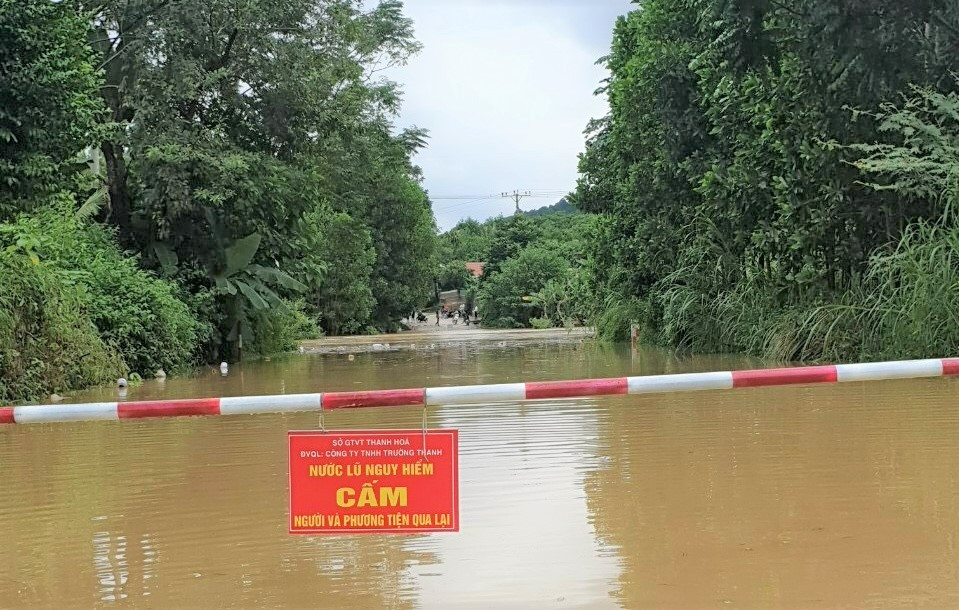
465, 262, 485, 277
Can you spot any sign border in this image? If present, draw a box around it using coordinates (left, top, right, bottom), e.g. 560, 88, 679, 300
288, 429, 459, 534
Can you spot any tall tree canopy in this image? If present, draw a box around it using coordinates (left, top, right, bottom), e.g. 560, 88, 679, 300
0, 0, 439, 401
73, 0, 436, 351
577, 0, 959, 359
0, 0, 103, 215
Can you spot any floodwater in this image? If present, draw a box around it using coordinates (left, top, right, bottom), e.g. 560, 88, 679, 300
3, 329, 959, 608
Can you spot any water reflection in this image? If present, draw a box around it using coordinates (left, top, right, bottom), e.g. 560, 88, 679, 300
92, 527, 128, 601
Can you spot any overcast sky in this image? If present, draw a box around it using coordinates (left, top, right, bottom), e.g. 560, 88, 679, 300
386, 0, 633, 231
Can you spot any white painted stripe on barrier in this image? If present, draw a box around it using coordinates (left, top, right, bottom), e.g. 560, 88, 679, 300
627, 371, 734, 394
220, 393, 322, 415
13, 402, 119, 424
426, 383, 526, 406
3, 357, 958, 426
835, 359, 943, 383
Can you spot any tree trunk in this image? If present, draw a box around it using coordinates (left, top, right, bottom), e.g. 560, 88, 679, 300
93, 19, 137, 245
100, 139, 133, 243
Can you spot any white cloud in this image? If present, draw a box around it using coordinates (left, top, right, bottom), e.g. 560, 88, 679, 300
387, 0, 631, 230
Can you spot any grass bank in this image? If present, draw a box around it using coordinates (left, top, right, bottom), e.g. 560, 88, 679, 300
597, 215, 959, 364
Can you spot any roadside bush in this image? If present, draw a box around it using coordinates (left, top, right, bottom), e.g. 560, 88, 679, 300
594, 295, 651, 342
0, 253, 123, 402
791, 218, 959, 362
529, 317, 552, 329
634, 214, 959, 363
249, 299, 322, 356
0, 201, 198, 377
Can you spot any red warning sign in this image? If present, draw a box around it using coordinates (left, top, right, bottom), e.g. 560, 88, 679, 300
288, 430, 459, 534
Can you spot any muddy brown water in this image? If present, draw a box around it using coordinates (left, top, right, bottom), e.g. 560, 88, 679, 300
3, 330, 959, 608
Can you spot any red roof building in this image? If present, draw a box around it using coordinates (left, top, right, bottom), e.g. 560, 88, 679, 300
465, 262, 485, 277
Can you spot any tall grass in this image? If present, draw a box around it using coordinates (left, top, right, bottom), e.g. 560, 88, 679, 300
625, 215, 959, 363
594, 294, 653, 342
811, 217, 959, 360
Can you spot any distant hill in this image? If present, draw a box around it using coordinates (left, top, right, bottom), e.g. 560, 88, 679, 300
525, 198, 578, 216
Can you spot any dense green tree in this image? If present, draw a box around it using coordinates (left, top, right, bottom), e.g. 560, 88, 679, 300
437, 261, 472, 291
478, 246, 570, 328
438, 218, 494, 262
484, 215, 539, 276
577, 0, 959, 359
0, 0, 438, 398
78, 0, 435, 348
363, 176, 436, 329
304, 210, 376, 335
84, 0, 420, 233
0, 0, 103, 216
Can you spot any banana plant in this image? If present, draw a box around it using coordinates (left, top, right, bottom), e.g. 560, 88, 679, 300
208, 232, 306, 348
75, 147, 108, 222
149, 213, 306, 350
211, 233, 305, 306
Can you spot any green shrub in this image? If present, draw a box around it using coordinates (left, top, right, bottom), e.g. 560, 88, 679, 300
0, 201, 198, 377
792, 218, 959, 362
86, 255, 198, 376
0, 252, 123, 401
249, 299, 322, 356
594, 295, 650, 342
529, 317, 553, 329
629, 213, 959, 363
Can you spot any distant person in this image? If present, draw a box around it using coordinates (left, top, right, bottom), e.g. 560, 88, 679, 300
435, 309, 440, 326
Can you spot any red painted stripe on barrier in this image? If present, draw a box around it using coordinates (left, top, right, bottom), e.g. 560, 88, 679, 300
732, 365, 837, 388
118, 398, 220, 419
0, 407, 13, 424
942, 359, 959, 376
525, 378, 628, 400
323, 388, 426, 410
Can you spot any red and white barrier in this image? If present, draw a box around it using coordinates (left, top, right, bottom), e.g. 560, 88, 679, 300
1, 358, 957, 425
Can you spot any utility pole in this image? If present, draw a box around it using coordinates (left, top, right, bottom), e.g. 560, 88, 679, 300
497, 190, 532, 214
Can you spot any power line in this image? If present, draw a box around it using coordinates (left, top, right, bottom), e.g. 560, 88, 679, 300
492, 189, 566, 213
430, 189, 569, 214
431, 195, 500, 200
432, 196, 499, 213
